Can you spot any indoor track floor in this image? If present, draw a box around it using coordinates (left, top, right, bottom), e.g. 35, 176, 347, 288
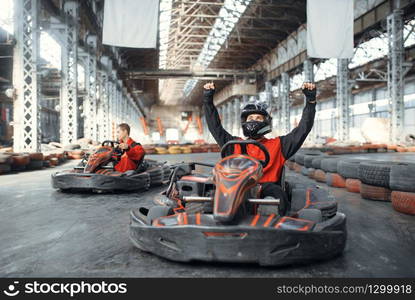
1, 152, 414, 277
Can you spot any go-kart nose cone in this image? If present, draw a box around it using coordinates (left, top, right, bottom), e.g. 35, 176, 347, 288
213, 156, 261, 223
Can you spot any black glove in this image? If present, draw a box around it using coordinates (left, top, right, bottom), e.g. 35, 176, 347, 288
302, 85, 317, 103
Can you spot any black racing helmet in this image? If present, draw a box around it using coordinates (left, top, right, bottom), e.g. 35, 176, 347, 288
240, 100, 272, 139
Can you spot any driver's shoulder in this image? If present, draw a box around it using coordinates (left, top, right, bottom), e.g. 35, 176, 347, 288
261, 136, 280, 144
127, 138, 142, 147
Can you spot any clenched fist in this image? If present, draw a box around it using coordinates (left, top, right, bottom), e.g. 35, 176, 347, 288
203, 82, 215, 91
301, 82, 317, 103
203, 82, 215, 99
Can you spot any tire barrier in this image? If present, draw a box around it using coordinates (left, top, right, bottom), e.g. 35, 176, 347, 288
389, 162, 415, 193
391, 191, 415, 215
304, 153, 324, 168
358, 161, 396, 188
293, 162, 302, 173
320, 157, 341, 173
0, 163, 11, 174
337, 159, 364, 179
345, 178, 361, 193
326, 173, 346, 188
314, 169, 326, 183
67, 150, 84, 160
307, 168, 316, 179
311, 156, 326, 169
360, 183, 391, 202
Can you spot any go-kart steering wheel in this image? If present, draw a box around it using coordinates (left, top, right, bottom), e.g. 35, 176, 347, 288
101, 140, 120, 148
101, 140, 123, 156
221, 139, 270, 168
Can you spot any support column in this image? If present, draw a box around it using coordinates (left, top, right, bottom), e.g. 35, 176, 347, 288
117, 80, 122, 127
13, 0, 41, 152
280, 72, 290, 135
108, 70, 117, 140
303, 59, 315, 82
264, 81, 273, 107
387, 9, 404, 143
98, 70, 109, 141
226, 101, 232, 133
84, 35, 97, 141
336, 58, 350, 142
233, 98, 240, 136
60, 1, 79, 145
122, 87, 128, 124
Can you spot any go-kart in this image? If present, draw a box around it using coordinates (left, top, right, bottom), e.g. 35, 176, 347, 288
52, 140, 171, 192
129, 140, 347, 266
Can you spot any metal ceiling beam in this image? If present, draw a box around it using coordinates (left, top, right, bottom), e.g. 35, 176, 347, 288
126, 69, 258, 80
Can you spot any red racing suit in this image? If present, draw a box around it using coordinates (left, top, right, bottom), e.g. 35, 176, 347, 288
202, 91, 316, 184
114, 137, 145, 173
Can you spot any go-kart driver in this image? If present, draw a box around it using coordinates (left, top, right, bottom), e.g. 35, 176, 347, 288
114, 123, 146, 173
202, 82, 317, 216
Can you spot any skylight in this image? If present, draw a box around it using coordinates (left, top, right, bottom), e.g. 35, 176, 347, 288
183, 0, 252, 96
159, 0, 173, 69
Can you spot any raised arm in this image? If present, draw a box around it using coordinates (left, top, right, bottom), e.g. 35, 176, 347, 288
202, 83, 234, 148
280, 82, 317, 160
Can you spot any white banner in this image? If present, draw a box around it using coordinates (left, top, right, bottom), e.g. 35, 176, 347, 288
307, 0, 354, 58
103, 0, 159, 48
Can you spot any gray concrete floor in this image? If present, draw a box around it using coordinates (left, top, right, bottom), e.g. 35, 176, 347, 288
0, 152, 414, 277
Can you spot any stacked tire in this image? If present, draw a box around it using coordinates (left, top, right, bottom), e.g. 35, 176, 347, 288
320, 156, 346, 188
0, 153, 12, 175
358, 161, 395, 201
389, 163, 415, 215
27, 153, 44, 170
168, 146, 182, 154
11, 153, 30, 172
337, 159, 364, 193
155, 147, 168, 154
67, 150, 84, 160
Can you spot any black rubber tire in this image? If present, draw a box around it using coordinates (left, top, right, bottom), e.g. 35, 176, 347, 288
294, 150, 322, 166
304, 154, 324, 168
43, 160, 51, 168
360, 183, 391, 201
301, 166, 309, 176
358, 161, 395, 188
320, 157, 341, 173
26, 159, 43, 170
311, 156, 326, 169
389, 162, 415, 193
11, 164, 26, 172
0, 163, 11, 173
294, 153, 306, 165
337, 159, 365, 179
0, 154, 12, 164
